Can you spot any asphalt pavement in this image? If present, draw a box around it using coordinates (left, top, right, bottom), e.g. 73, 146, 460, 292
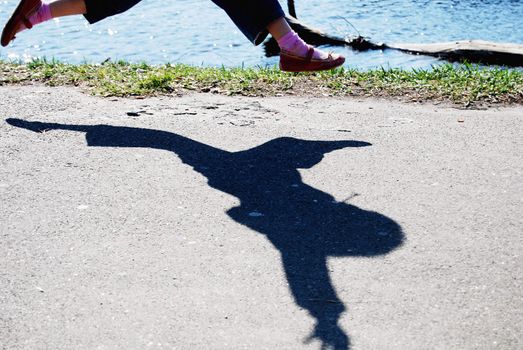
1, 86, 521, 350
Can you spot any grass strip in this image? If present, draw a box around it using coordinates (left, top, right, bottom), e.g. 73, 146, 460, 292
1, 59, 522, 105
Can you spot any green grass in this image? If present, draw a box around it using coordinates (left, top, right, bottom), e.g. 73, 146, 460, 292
1, 58, 522, 104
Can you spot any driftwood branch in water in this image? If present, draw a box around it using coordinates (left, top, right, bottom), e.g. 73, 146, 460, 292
263, 3, 523, 67
388, 41, 523, 67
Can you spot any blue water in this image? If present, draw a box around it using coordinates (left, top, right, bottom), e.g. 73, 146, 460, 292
0, 0, 522, 69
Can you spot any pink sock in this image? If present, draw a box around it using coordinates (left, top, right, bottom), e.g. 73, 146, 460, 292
18, 3, 53, 32
277, 31, 328, 60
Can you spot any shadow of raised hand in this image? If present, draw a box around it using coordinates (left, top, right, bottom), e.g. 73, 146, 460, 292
7, 118, 404, 350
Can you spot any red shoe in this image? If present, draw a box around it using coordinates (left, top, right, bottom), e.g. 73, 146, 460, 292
1, 0, 42, 47
279, 47, 345, 72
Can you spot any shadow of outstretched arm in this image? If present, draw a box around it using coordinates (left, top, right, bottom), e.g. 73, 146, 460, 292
6, 118, 230, 170
7, 118, 93, 134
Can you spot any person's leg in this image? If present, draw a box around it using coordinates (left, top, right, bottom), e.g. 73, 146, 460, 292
17, 0, 86, 32
210, 0, 343, 71
211, 0, 284, 45
265, 16, 292, 40
82, 0, 142, 25
2, 0, 142, 46
267, 17, 329, 60
26, 0, 143, 27
49, 0, 86, 17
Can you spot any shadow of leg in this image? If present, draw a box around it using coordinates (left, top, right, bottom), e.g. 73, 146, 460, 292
282, 252, 350, 350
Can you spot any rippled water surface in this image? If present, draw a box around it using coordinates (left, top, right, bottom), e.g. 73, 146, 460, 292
0, 0, 521, 69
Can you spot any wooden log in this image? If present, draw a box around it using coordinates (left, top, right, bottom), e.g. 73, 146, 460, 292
388, 40, 523, 67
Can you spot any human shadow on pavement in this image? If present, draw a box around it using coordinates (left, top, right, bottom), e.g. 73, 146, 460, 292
7, 118, 404, 350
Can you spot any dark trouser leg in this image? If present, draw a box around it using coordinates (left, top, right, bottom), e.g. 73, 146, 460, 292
210, 0, 285, 45
83, 0, 143, 24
